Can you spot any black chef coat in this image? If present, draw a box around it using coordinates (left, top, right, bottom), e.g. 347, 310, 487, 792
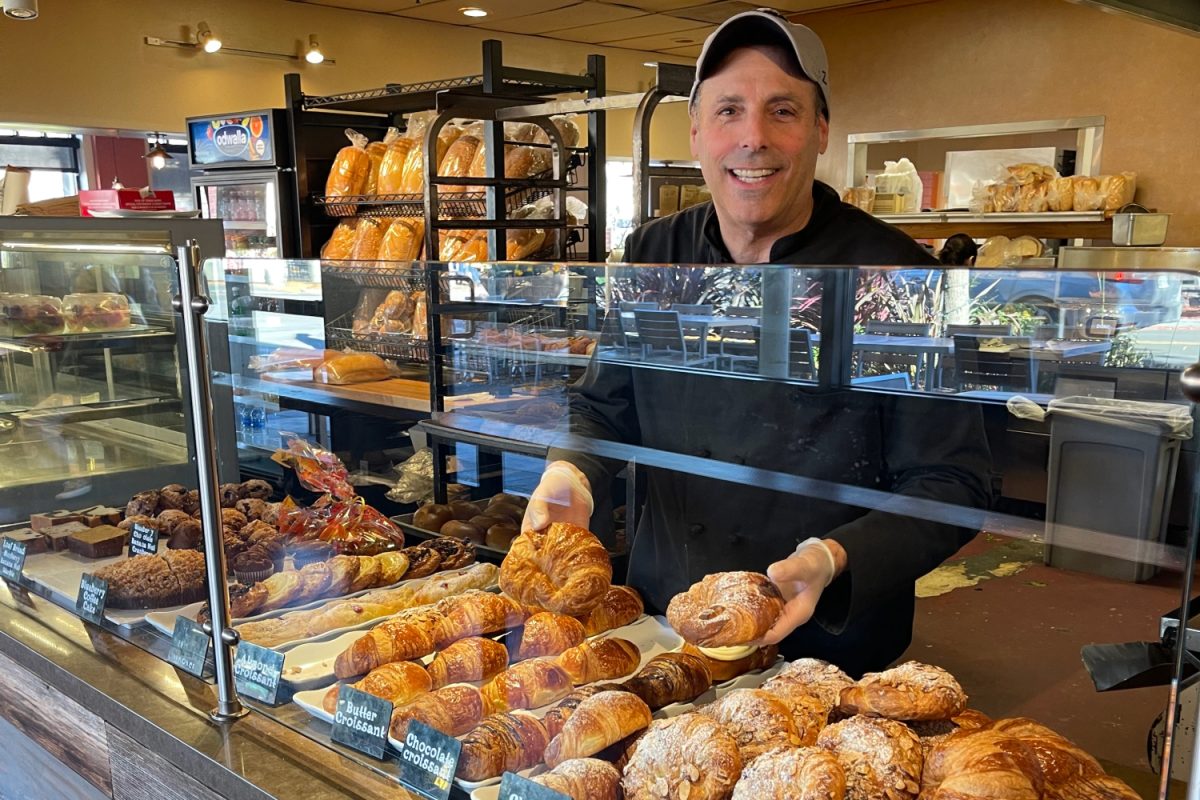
548, 181, 992, 676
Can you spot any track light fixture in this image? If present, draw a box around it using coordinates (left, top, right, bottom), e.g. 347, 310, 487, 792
197, 21, 222, 53
144, 25, 333, 64
305, 34, 324, 64
144, 134, 172, 170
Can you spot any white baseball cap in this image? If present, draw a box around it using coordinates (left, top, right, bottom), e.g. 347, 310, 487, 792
690, 8, 831, 118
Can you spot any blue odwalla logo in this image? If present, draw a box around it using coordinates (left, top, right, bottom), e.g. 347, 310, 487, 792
214, 124, 250, 157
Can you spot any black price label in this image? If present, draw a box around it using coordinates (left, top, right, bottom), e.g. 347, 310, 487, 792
233, 641, 285, 704
498, 772, 570, 800
0, 537, 28, 583
331, 685, 393, 760
75, 574, 108, 625
397, 720, 461, 800
167, 615, 211, 677
128, 522, 159, 557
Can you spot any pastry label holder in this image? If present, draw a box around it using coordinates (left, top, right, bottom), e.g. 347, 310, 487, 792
168, 615, 211, 677
128, 522, 160, 557
331, 685, 393, 760
233, 642, 285, 704
498, 772, 569, 800
75, 574, 108, 625
397, 719, 461, 800
0, 537, 27, 584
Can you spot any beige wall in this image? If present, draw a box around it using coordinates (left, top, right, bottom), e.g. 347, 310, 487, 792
0, 0, 695, 160
804, 0, 1200, 244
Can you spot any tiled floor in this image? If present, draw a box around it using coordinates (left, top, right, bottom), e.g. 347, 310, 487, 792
903, 533, 1184, 785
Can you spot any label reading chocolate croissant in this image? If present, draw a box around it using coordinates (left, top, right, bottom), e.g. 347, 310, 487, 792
499, 771, 571, 800
398, 720, 461, 800
332, 685, 393, 760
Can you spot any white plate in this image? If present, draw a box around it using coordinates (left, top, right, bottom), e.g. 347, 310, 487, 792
19, 542, 193, 627
291, 616, 683, 792
148, 564, 494, 651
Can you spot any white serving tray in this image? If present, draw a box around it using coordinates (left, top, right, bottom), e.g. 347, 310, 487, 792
20, 542, 194, 627
145, 564, 490, 650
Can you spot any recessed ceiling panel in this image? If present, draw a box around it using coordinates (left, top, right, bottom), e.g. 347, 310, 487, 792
542, 13, 702, 43
604, 25, 714, 50
484, 2, 646, 34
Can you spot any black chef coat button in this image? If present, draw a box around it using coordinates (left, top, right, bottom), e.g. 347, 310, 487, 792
696, 447, 711, 458
688, 523, 705, 537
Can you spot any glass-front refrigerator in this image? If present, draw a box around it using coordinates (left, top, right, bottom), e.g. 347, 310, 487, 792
187, 109, 298, 259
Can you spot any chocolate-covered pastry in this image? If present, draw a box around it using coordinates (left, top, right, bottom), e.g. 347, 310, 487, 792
167, 518, 202, 550
182, 489, 201, 516
219, 484, 241, 508
118, 514, 156, 532
235, 498, 268, 521
238, 479, 273, 500
424, 536, 475, 570
158, 484, 189, 510
221, 508, 248, 532
156, 509, 192, 535
125, 490, 160, 519
402, 544, 443, 578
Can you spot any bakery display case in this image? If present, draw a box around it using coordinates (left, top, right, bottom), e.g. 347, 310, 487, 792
5, 254, 1200, 798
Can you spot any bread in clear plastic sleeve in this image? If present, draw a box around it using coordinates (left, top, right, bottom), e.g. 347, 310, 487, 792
366, 290, 415, 334
397, 111, 438, 194
507, 229, 547, 260
364, 128, 400, 195
375, 133, 416, 195
990, 182, 1019, 213
411, 293, 428, 339
436, 124, 464, 172
321, 218, 360, 260
1101, 172, 1136, 211
351, 288, 388, 336
325, 129, 371, 197
1046, 176, 1075, 212
379, 217, 424, 261
349, 217, 391, 262
439, 135, 482, 193
1017, 182, 1049, 213
505, 121, 540, 144
1072, 176, 1104, 211
532, 116, 581, 148
505, 145, 553, 179
313, 352, 392, 385
1006, 163, 1057, 185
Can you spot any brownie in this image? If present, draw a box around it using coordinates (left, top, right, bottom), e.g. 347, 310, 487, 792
6, 527, 47, 555
75, 505, 122, 527
43, 520, 91, 551
66, 524, 127, 558
30, 510, 85, 531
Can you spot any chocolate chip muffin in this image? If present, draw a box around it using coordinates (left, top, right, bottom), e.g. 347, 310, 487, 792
238, 479, 273, 500
156, 509, 193, 536
158, 484, 189, 511
182, 489, 201, 516
219, 483, 241, 508
259, 502, 283, 528
125, 490, 160, 519
167, 518, 203, 550
221, 508, 248, 532
235, 498, 268, 521
231, 546, 275, 584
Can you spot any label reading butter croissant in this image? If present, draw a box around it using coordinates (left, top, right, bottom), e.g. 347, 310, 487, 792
697, 644, 759, 662
332, 685, 393, 760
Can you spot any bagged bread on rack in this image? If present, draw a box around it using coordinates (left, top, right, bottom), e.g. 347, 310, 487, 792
1102, 172, 1137, 211
398, 111, 438, 195
437, 123, 465, 171
249, 347, 331, 373
376, 135, 416, 196
378, 217, 425, 261
439, 134, 482, 194
507, 228, 547, 260
989, 182, 1019, 213
351, 288, 390, 336
505, 145, 553, 179
349, 217, 392, 262
531, 115, 581, 148
411, 293, 428, 339
505, 121, 540, 144
1072, 176, 1104, 211
313, 352, 394, 385
366, 290, 416, 334
364, 128, 400, 195
321, 218, 360, 260
440, 229, 488, 262
325, 129, 371, 198
1046, 176, 1075, 212
1017, 181, 1049, 213
1006, 163, 1057, 185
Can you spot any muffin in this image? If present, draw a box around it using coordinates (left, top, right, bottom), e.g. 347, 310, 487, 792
219, 484, 241, 508
167, 518, 203, 550
158, 484, 189, 511
235, 498, 268, 521
231, 546, 275, 584
182, 490, 201, 516
156, 509, 192, 536
259, 501, 283, 528
125, 490, 160, 519
256, 537, 287, 572
241, 519, 277, 544
221, 508, 248, 532
238, 479, 273, 500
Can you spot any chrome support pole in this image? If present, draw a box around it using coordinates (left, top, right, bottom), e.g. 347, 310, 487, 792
1170, 363, 1200, 797
173, 241, 247, 723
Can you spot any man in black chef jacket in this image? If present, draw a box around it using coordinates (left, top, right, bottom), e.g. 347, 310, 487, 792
523, 9, 992, 677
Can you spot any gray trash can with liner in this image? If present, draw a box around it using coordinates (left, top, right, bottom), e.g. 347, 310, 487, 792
1043, 396, 1194, 582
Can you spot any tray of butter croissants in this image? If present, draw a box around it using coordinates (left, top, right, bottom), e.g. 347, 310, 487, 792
280, 523, 1140, 800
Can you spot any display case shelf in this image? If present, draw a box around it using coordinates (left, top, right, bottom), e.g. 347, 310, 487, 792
877, 210, 1113, 239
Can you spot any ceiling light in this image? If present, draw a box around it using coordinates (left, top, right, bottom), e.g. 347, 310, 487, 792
460, 7, 488, 18
644, 61, 658, 68
197, 21, 222, 53
304, 34, 324, 64
144, 136, 172, 171
2, 0, 38, 20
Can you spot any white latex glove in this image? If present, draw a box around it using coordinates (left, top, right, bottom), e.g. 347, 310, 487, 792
759, 538, 844, 646
522, 460, 594, 532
